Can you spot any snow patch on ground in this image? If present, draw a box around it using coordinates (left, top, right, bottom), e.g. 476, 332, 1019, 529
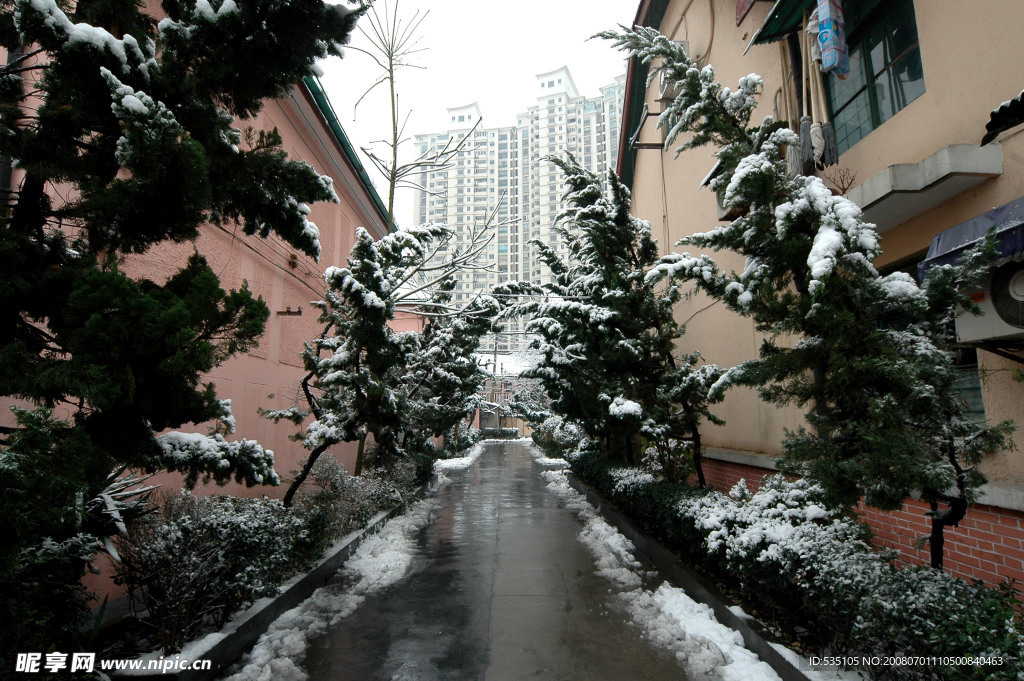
433, 442, 485, 472
727, 604, 754, 621
222, 497, 441, 681
525, 443, 568, 467
538, 461, 781, 681
768, 643, 862, 681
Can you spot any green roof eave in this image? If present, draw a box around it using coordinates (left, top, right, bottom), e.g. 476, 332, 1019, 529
617, 0, 671, 188
617, 56, 650, 189
745, 0, 815, 53
301, 76, 392, 232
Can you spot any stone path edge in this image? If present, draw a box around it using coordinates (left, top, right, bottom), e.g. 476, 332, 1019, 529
564, 472, 808, 681
112, 478, 439, 681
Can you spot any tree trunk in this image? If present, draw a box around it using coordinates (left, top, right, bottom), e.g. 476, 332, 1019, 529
929, 436, 969, 570
12, 172, 48, 240
692, 430, 706, 488
354, 433, 367, 477
282, 441, 331, 507
928, 496, 967, 570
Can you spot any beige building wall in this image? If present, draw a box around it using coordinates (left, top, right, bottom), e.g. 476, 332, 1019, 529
625, 0, 1024, 487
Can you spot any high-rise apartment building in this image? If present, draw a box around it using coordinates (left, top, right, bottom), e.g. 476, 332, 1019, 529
413, 67, 626, 354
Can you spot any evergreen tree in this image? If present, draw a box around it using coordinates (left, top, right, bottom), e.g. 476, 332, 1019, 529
266, 220, 496, 503
655, 352, 726, 485
603, 26, 1014, 567
499, 155, 722, 467
0, 0, 364, 661
400, 287, 495, 455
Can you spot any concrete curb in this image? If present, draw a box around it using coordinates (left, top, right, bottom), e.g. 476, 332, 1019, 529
564, 473, 808, 681
113, 478, 439, 681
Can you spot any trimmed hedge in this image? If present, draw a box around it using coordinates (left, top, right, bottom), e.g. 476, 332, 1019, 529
480, 427, 521, 440
114, 457, 422, 653
565, 448, 1024, 681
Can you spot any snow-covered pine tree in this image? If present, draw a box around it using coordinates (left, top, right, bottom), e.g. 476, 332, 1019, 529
656, 352, 726, 485
503, 374, 551, 431
399, 286, 495, 456
0, 0, 364, 659
267, 220, 496, 503
498, 154, 723, 467
604, 26, 1014, 567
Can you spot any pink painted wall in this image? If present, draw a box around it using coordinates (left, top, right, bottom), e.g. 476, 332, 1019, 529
3, 0, 398, 608
122, 85, 389, 495
80, 88, 389, 602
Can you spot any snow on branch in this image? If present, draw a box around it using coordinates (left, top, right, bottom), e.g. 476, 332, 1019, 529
16, 0, 157, 79
155, 431, 279, 487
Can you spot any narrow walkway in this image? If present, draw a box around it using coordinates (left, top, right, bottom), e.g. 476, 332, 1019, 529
303, 441, 687, 681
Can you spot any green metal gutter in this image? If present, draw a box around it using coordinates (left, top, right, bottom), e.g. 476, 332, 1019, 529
617, 0, 671, 188
301, 76, 392, 231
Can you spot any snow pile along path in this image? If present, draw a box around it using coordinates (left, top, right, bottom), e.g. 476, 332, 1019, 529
525, 442, 569, 468
222, 496, 440, 681
433, 441, 486, 472
539, 464, 781, 681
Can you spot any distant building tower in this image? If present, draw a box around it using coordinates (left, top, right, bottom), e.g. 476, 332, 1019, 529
413, 67, 625, 354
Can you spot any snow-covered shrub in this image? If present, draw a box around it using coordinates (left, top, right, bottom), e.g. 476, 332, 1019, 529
678, 475, 880, 646
570, 451, 710, 553
358, 460, 419, 509
850, 569, 1024, 680
115, 492, 306, 652
531, 415, 584, 459
438, 423, 480, 459
292, 456, 419, 551
609, 467, 657, 496
571, 461, 1024, 676
291, 456, 368, 560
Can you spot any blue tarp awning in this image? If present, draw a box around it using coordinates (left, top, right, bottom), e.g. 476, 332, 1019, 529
918, 195, 1024, 278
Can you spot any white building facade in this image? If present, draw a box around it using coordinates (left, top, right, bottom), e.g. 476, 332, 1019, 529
413, 67, 626, 354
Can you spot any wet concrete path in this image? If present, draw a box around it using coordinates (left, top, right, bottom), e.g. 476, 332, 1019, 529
304, 441, 687, 681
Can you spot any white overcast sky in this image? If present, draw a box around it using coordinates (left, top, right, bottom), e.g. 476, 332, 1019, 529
317, 0, 637, 226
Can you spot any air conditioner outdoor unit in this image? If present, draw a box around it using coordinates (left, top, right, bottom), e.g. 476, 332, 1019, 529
956, 259, 1024, 343
656, 41, 689, 104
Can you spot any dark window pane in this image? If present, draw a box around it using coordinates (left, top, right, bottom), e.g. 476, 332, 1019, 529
865, 2, 918, 74
828, 42, 868, 112
826, 0, 924, 153
843, 0, 884, 30
875, 47, 926, 124
835, 90, 872, 153
954, 364, 987, 424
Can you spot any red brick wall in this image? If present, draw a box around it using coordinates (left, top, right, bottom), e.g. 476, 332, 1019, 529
695, 457, 1024, 586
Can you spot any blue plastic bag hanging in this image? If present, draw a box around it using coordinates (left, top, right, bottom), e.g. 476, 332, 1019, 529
817, 0, 849, 77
